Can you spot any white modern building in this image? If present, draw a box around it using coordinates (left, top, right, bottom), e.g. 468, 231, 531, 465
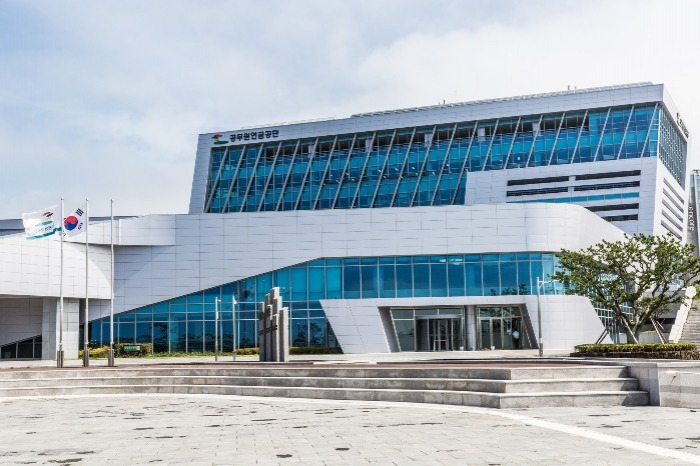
0, 82, 692, 359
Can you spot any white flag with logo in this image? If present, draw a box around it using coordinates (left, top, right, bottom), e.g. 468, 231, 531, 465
22, 205, 60, 240
63, 203, 88, 237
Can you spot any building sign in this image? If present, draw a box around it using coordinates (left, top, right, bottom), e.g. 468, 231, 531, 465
676, 113, 690, 138
212, 130, 280, 145
688, 182, 699, 256
689, 205, 695, 232
123, 345, 142, 352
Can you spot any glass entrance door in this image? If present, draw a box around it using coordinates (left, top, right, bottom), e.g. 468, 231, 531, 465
477, 307, 527, 350
416, 316, 462, 352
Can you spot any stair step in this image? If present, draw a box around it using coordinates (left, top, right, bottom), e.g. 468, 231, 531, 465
0, 364, 647, 408
0, 375, 640, 394
0, 365, 629, 381
0, 384, 650, 409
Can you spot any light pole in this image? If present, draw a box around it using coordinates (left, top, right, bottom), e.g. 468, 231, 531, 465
231, 296, 237, 361
536, 278, 559, 357
214, 297, 220, 362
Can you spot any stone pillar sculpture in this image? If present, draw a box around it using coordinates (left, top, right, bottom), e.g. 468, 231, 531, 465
258, 287, 289, 362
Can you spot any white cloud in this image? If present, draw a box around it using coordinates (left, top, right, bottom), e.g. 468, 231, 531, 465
0, 0, 699, 218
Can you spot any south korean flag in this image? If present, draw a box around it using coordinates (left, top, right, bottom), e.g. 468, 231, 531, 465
63, 203, 87, 237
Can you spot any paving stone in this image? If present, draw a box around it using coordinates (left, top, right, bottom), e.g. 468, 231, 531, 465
0, 395, 699, 464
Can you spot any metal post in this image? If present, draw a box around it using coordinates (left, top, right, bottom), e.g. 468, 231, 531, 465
108, 199, 115, 367
232, 296, 237, 361
58, 198, 64, 368
214, 297, 219, 362
83, 198, 90, 367
536, 278, 543, 357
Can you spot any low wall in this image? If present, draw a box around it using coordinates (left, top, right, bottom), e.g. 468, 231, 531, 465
618, 360, 700, 408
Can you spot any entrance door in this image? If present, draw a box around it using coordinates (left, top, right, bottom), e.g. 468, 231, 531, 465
491, 319, 502, 350
479, 319, 504, 350
430, 319, 450, 351
477, 307, 526, 350
416, 316, 461, 352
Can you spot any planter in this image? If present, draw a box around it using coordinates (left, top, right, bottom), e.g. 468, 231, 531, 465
571, 350, 700, 360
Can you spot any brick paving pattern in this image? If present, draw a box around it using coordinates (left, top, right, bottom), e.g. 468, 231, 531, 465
2, 395, 700, 465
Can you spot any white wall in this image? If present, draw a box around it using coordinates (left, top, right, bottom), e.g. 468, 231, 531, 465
0, 203, 627, 353
80, 203, 626, 322
0, 298, 43, 348
0, 233, 111, 300
320, 295, 607, 354
464, 157, 668, 237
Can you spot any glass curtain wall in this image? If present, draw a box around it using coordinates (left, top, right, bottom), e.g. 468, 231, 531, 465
204, 104, 686, 213
87, 253, 562, 353
0, 336, 42, 360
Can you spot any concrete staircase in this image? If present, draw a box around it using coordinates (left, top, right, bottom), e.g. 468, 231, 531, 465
680, 303, 700, 346
0, 363, 648, 409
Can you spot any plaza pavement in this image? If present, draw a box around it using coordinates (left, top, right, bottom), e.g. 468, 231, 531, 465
2, 351, 699, 465
1, 393, 700, 465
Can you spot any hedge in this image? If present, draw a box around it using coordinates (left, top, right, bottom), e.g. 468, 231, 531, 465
78, 346, 110, 359
79, 343, 153, 359
574, 343, 697, 353
78, 345, 342, 358
289, 346, 342, 355
235, 346, 342, 355
572, 343, 700, 360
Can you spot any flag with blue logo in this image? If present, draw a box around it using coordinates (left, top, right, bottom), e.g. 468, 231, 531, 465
22, 205, 60, 240
63, 203, 87, 237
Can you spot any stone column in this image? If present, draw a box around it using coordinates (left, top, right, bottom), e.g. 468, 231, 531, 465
466, 305, 477, 351
41, 297, 80, 360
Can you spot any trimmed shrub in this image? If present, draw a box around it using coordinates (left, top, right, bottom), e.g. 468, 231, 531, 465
78, 346, 111, 359
572, 343, 700, 360
78, 345, 343, 358
289, 346, 343, 355
231, 347, 342, 355
575, 343, 697, 353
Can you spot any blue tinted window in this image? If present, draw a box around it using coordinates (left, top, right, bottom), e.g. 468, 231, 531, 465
379, 265, 396, 298
92, 253, 568, 353
309, 267, 325, 300
361, 265, 378, 298
430, 263, 447, 297
413, 264, 430, 296
205, 104, 670, 213
326, 267, 341, 299
396, 264, 412, 297
483, 263, 499, 295
448, 262, 465, 296
343, 265, 360, 299
500, 262, 517, 295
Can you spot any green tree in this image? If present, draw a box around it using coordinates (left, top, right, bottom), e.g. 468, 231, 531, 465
552, 233, 700, 343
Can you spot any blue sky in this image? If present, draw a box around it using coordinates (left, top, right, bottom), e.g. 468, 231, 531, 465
1, 0, 698, 218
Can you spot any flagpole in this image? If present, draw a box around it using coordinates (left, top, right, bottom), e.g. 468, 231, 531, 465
83, 199, 90, 367
108, 199, 115, 366
58, 197, 64, 368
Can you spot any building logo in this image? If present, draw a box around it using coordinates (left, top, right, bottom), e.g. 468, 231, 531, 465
64, 215, 79, 231
211, 134, 228, 145
676, 113, 690, 138
22, 205, 60, 240
34, 211, 56, 227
